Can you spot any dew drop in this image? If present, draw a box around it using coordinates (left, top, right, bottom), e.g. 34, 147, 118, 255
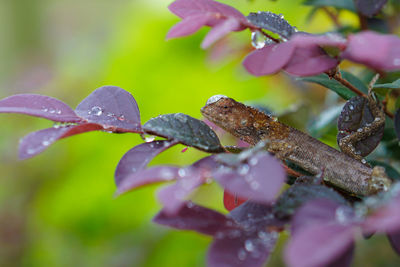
349, 105, 354, 110
206, 95, 228, 105
250, 181, 260, 190
42, 140, 50, 146
42, 107, 48, 112
361, 159, 367, 164
241, 119, 248, 126
142, 134, 155, 143
89, 106, 103, 116
49, 108, 56, 114
178, 168, 187, 177
56, 110, 62, 114
186, 202, 195, 208
249, 157, 258, 166
238, 248, 247, 260
238, 164, 250, 175
357, 128, 363, 132
245, 240, 255, 252
117, 115, 125, 121
251, 31, 267, 49
27, 148, 36, 155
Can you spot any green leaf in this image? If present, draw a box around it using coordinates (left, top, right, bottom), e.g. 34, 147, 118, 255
373, 78, 400, 89
298, 74, 357, 100
341, 71, 369, 94
302, 0, 356, 12
143, 113, 224, 153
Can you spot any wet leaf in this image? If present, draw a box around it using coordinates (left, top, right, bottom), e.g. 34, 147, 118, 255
273, 184, 348, 220
337, 96, 385, 157
299, 74, 357, 100
75, 86, 142, 133
213, 151, 286, 204
395, 109, 400, 140
0, 94, 81, 123
302, 0, 356, 11
354, 0, 387, 17
153, 202, 234, 236
114, 140, 178, 187
246, 11, 297, 39
18, 124, 103, 159
143, 113, 224, 153
374, 78, 400, 89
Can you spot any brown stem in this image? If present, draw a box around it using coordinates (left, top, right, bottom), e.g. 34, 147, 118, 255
358, 14, 368, 30
322, 7, 342, 28
328, 72, 367, 97
258, 29, 280, 43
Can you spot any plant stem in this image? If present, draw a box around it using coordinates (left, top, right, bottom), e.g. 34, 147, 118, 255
330, 72, 367, 97
322, 7, 342, 28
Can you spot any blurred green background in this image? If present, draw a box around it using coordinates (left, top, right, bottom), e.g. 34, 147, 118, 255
0, 0, 399, 266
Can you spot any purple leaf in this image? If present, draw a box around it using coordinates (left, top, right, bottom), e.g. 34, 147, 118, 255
284, 44, 339, 76
247, 11, 297, 39
168, 0, 246, 22
167, 13, 215, 39
201, 18, 241, 49
153, 202, 234, 236
208, 228, 278, 267
143, 113, 224, 153
388, 231, 400, 255
337, 96, 384, 157
290, 33, 347, 48
0, 94, 81, 123
157, 156, 218, 214
18, 123, 103, 159
354, 0, 388, 17
243, 42, 295, 76
75, 86, 142, 133
213, 152, 285, 204
114, 140, 178, 187
341, 31, 400, 71
116, 166, 180, 195
363, 197, 400, 234
285, 223, 355, 267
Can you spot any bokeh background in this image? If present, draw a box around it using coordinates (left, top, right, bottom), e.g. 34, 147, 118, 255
0, 0, 399, 266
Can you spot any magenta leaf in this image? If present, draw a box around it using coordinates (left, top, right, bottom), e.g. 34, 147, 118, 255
247, 11, 297, 39
208, 228, 278, 267
285, 224, 355, 267
153, 202, 234, 236
341, 31, 400, 71
75, 86, 142, 133
143, 113, 224, 153
213, 151, 285, 204
290, 32, 347, 49
167, 13, 215, 39
168, 0, 246, 22
283, 44, 339, 76
18, 123, 103, 159
201, 18, 241, 49
337, 96, 384, 157
157, 156, 218, 214
114, 140, 178, 187
243, 42, 295, 76
354, 0, 388, 17
0, 94, 81, 123
388, 231, 400, 255
273, 185, 348, 220
363, 195, 400, 234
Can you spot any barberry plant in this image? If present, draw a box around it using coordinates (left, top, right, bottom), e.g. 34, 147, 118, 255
2, 0, 400, 266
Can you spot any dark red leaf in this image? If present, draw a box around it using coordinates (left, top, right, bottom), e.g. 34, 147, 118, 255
243, 42, 295, 76
341, 31, 400, 71
143, 113, 224, 153
388, 231, 400, 255
208, 228, 278, 267
0, 94, 81, 123
213, 152, 285, 204
354, 0, 388, 17
75, 86, 142, 133
224, 190, 248, 211
18, 123, 103, 159
153, 202, 234, 236
167, 13, 215, 39
114, 140, 178, 187
337, 96, 384, 157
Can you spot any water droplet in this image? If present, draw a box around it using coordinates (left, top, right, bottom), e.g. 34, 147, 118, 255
131, 167, 137, 172
186, 202, 195, 208
89, 106, 103, 116
42, 140, 50, 146
49, 108, 56, 114
206, 95, 228, 105
56, 110, 62, 114
278, 13, 284, 19
241, 119, 247, 126
357, 128, 363, 132
272, 117, 278, 122
249, 157, 258, 166
178, 168, 187, 177
344, 115, 350, 121
361, 159, 367, 164
142, 134, 155, 143
238, 164, 250, 175
42, 107, 48, 112
335, 206, 353, 224
349, 105, 354, 110
245, 240, 255, 252
118, 115, 125, 121
238, 248, 247, 260
258, 231, 269, 239
374, 117, 381, 122
251, 31, 267, 49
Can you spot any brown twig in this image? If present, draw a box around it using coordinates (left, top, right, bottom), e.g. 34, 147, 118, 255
321, 7, 342, 28
328, 71, 367, 97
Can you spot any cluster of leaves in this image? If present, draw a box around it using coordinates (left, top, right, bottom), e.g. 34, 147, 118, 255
2, 0, 400, 266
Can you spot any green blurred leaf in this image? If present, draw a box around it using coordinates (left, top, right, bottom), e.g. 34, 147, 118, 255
302, 0, 356, 11
341, 71, 369, 94
374, 78, 400, 89
298, 74, 357, 100
369, 160, 400, 180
